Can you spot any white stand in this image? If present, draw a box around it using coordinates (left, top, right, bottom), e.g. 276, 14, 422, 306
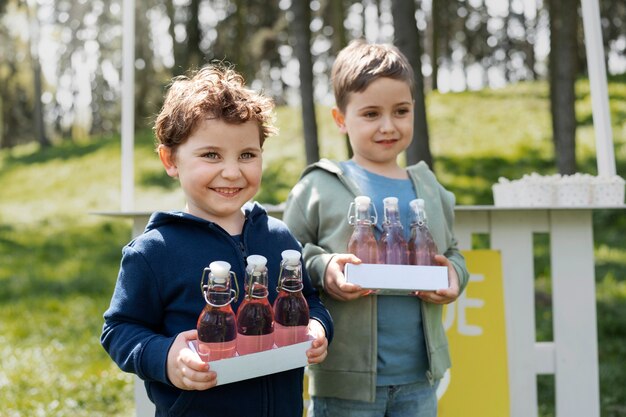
98, 204, 624, 417
455, 206, 608, 417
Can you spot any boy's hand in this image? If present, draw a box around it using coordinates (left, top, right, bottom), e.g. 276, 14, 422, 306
166, 330, 217, 391
306, 319, 329, 364
414, 254, 460, 304
324, 254, 371, 301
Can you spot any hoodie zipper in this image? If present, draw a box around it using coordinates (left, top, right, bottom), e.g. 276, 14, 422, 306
238, 214, 250, 261
237, 239, 247, 259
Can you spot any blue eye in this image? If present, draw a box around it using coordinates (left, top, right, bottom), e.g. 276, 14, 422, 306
202, 152, 220, 159
240, 152, 258, 160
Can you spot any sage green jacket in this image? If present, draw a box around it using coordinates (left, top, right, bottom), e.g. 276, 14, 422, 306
283, 159, 469, 402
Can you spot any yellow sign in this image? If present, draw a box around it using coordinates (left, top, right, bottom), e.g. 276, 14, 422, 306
438, 250, 510, 417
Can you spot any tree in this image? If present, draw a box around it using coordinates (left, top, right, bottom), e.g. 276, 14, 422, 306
521, 0, 539, 80
289, 0, 320, 165
26, 2, 50, 148
390, 0, 433, 169
429, 0, 445, 91
165, 0, 203, 76
324, 0, 351, 157
548, 0, 578, 174
0, 0, 47, 148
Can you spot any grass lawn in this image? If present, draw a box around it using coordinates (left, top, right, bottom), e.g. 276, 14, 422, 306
1, 77, 625, 416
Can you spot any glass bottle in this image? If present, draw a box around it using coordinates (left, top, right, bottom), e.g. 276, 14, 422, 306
236, 254, 275, 355
273, 249, 310, 347
408, 198, 438, 266
347, 195, 379, 263
378, 196, 408, 265
196, 261, 238, 362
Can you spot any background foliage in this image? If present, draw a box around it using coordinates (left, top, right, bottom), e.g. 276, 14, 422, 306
2, 0, 626, 148
1, 78, 625, 416
1, 0, 626, 416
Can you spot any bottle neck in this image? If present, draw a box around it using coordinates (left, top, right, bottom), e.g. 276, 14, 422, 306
206, 284, 234, 307
279, 264, 303, 292
246, 272, 269, 299
383, 206, 404, 241
356, 207, 373, 223
384, 207, 402, 225
356, 220, 374, 228
411, 207, 427, 227
248, 283, 268, 298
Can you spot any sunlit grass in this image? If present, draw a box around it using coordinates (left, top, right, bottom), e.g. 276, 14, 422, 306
0, 218, 133, 415
0, 295, 134, 417
0, 77, 625, 416
0, 139, 122, 225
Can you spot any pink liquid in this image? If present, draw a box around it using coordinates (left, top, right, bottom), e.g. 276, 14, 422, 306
197, 307, 237, 338
408, 227, 437, 266
379, 231, 408, 265
236, 333, 274, 355
236, 295, 274, 355
273, 289, 309, 347
274, 323, 309, 347
197, 339, 237, 362
347, 223, 378, 263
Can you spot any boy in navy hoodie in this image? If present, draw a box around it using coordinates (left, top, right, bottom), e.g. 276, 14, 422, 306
101, 64, 332, 417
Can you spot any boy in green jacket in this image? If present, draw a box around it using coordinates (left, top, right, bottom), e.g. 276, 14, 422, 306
283, 39, 470, 417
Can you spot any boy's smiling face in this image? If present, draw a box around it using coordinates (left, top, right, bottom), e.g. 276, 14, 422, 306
332, 77, 414, 174
159, 118, 263, 230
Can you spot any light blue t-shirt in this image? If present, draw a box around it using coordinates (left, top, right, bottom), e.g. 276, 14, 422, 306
341, 160, 429, 385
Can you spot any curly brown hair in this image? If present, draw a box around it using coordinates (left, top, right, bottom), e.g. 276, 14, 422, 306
154, 64, 277, 152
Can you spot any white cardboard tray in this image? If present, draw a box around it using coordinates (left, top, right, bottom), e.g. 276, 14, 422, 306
344, 263, 448, 295
188, 337, 312, 386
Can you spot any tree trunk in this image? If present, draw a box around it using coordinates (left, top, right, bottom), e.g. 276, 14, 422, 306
290, 0, 319, 165
32, 57, 49, 147
0, 86, 6, 148
328, 0, 352, 158
504, 0, 513, 83
390, 0, 433, 169
166, 0, 187, 76
523, 0, 538, 80
26, 0, 50, 147
234, 0, 251, 79
430, 0, 442, 91
548, 0, 578, 175
187, 0, 202, 70
135, 6, 150, 127
329, 0, 347, 55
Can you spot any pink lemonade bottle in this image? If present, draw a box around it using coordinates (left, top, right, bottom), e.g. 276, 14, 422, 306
273, 249, 310, 347
236, 255, 275, 355
408, 199, 438, 266
347, 195, 379, 263
196, 261, 238, 362
378, 196, 408, 265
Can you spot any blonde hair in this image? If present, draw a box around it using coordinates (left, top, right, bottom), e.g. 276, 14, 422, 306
154, 64, 277, 151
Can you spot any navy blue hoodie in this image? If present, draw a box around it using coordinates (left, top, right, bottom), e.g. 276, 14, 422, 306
101, 202, 333, 417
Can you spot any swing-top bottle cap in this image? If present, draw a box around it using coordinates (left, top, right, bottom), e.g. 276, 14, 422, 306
281, 249, 301, 266
383, 196, 399, 207
354, 195, 371, 210
410, 198, 425, 210
246, 254, 267, 274
209, 261, 231, 283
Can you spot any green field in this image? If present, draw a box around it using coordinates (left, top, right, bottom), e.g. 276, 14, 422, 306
1, 78, 625, 416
